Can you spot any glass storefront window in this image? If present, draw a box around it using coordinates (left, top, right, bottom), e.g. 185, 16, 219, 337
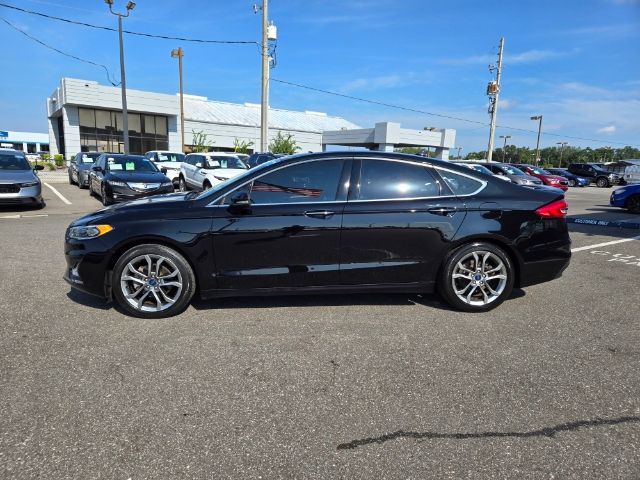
143, 115, 156, 134
155, 116, 167, 136
79, 108, 95, 129
96, 110, 112, 134
128, 113, 141, 134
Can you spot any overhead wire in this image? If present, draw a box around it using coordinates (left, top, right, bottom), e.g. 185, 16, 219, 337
0, 16, 120, 86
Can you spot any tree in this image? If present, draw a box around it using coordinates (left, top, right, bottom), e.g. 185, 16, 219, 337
269, 131, 300, 154
233, 138, 255, 154
395, 147, 424, 155
191, 130, 213, 153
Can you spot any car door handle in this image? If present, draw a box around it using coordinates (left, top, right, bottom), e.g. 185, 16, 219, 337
427, 206, 457, 216
305, 210, 335, 219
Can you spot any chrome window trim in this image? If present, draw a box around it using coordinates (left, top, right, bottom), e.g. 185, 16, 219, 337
205, 156, 487, 207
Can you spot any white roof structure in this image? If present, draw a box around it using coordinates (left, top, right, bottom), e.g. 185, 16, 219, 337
183, 96, 359, 134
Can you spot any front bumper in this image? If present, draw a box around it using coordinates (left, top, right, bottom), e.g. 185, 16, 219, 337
0, 184, 43, 206
63, 237, 112, 298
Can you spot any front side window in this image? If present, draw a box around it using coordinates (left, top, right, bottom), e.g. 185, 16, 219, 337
356, 160, 439, 200
249, 159, 344, 204
206, 156, 247, 170
438, 170, 484, 196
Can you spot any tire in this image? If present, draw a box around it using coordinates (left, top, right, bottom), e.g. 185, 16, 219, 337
626, 195, 640, 214
101, 183, 112, 206
596, 177, 609, 188
112, 244, 196, 318
438, 242, 515, 312
68, 171, 75, 185
179, 176, 188, 192
78, 174, 87, 189
568, 179, 576, 187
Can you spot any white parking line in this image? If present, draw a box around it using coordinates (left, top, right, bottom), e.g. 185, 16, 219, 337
572, 235, 640, 253
43, 182, 72, 205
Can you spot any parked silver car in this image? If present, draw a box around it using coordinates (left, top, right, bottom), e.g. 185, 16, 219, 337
0, 149, 45, 208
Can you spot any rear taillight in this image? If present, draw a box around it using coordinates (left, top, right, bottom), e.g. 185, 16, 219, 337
536, 199, 568, 218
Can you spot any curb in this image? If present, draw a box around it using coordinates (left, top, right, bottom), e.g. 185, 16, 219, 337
567, 217, 640, 230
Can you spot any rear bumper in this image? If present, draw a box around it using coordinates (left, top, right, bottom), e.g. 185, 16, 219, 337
518, 238, 571, 288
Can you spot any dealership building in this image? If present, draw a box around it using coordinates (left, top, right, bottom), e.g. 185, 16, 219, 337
0, 129, 49, 153
46, 77, 456, 159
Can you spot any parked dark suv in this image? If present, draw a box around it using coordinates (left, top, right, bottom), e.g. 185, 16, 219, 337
567, 163, 620, 188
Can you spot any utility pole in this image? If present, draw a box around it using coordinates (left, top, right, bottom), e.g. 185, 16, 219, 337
456, 146, 463, 159
486, 37, 504, 163
499, 135, 511, 162
171, 47, 185, 152
530, 115, 543, 164
556, 141, 568, 168
260, 0, 269, 152
105, 0, 135, 154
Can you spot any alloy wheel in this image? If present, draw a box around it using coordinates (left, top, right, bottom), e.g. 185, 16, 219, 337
451, 250, 508, 306
179, 178, 187, 192
120, 254, 184, 313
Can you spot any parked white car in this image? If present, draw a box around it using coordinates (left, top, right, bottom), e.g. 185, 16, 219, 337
144, 151, 186, 186
179, 152, 248, 192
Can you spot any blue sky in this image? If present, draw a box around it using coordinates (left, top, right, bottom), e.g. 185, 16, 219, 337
1, 0, 639, 152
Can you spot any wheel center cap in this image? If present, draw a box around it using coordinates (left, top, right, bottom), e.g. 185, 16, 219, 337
148, 278, 158, 287
474, 274, 483, 281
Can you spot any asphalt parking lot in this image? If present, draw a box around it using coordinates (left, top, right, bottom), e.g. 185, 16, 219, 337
1, 182, 639, 478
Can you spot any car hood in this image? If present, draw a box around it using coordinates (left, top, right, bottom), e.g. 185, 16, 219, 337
206, 168, 247, 179
70, 192, 193, 227
107, 172, 169, 183
0, 170, 39, 183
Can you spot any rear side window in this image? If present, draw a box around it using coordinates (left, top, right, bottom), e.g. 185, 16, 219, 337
250, 159, 344, 204
438, 170, 484, 196
356, 160, 439, 200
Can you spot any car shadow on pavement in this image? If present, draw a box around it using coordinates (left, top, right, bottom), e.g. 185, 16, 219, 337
66, 289, 112, 311
192, 289, 526, 312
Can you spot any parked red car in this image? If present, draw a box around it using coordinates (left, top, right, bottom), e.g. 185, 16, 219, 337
509, 164, 569, 191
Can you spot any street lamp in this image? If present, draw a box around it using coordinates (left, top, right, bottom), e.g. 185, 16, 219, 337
530, 115, 543, 164
105, 0, 135, 154
456, 146, 463, 159
499, 135, 511, 162
556, 141, 568, 168
171, 48, 185, 153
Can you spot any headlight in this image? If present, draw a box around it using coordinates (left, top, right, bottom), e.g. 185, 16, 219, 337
523, 179, 534, 185
213, 175, 228, 181
548, 178, 559, 184
161, 182, 173, 187
19, 181, 39, 187
609, 174, 618, 179
108, 180, 127, 187
615, 188, 626, 195
68, 224, 114, 240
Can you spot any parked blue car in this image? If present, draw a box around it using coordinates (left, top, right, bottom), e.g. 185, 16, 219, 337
547, 168, 589, 187
610, 183, 640, 214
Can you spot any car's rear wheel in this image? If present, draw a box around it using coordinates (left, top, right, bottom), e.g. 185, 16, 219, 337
626, 195, 640, 214
112, 244, 196, 318
68, 171, 75, 185
438, 242, 514, 312
596, 177, 609, 188
179, 176, 188, 192
568, 179, 576, 187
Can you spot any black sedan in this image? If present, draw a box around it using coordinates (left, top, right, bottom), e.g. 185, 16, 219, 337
88, 154, 174, 206
65, 151, 571, 318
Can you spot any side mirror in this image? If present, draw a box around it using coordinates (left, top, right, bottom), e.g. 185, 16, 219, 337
195, 162, 203, 169
160, 167, 168, 175
230, 191, 250, 207
92, 166, 102, 172
34, 165, 44, 171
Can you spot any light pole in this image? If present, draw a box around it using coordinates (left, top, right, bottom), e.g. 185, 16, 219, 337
171, 47, 185, 153
556, 141, 568, 168
530, 115, 543, 164
105, 0, 135, 154
456, 146, 463, 159
499, 135, 511, 162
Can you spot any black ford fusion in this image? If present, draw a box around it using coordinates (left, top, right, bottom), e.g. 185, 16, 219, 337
87, 154, 174, 206
64, 151, 571, 318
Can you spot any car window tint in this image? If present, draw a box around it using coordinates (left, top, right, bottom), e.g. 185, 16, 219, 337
357, 160, 439, 200
438, 170, 484, 195
250, 159, 344, 204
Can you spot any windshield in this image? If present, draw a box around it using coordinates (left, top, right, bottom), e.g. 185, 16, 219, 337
0, 153, 30, 170
500, 165, 525, 176
205, 156, 247, 170
80, 153, 101, 164
106, 156, 158, 173
529, 166, 550, 175
156, 152, 185, 163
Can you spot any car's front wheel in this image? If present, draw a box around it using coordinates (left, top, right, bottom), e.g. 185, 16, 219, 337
112, 244, 196, 318
626, 195, 640, 214
438, 242, 514, 312
568, 179, 576, 187
101, 184, 112, 206
179, 176, 188, 192
596, 177, 610, 188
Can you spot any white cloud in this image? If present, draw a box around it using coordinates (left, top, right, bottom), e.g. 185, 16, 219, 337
440, 49, 576, 66
339, 74, 415, 94
597, 125, 617, 134
499, 99, 514, 109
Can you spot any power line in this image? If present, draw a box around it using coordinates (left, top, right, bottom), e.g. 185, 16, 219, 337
0, 2, 259, 45
272, 78, 640, 147
0, 16, 119, 86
